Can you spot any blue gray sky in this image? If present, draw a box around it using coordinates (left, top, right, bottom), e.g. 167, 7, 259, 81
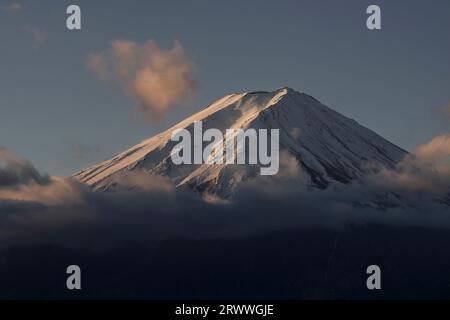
1, 0, 449, 176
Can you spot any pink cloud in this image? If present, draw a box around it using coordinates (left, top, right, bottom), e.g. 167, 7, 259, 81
87, 39, 196, 121
369, 134, 450, 194
414, 134, 450, 165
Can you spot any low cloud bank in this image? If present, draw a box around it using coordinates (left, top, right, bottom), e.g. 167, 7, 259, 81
0, 135, 449, 250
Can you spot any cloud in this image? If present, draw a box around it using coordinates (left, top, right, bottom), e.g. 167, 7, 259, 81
86, 54, 109, 81
0, 177, 85, 206
87, 39, 196, 121
64, 138, 102, 161
0, 148, 84, 206
415, 134, 450, 164
0, 3, 23, 12
0, 148, 50, 188
23, 26, 46, 49
439, 104, 450, 121
0, 142, 450, 251
370, 134, 450, 195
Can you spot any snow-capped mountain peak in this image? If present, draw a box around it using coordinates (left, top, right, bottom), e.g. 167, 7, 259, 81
73, 88, 407, 197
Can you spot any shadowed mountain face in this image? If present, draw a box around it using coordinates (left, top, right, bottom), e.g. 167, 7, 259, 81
74, 88, 407, 197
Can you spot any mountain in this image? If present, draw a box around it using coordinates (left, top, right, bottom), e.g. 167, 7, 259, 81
73, 88, 407, 197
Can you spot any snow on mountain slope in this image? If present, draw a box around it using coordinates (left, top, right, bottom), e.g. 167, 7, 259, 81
73, 88, 407, 197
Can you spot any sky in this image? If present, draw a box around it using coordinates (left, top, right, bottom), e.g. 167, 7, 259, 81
0, 0, 449, 176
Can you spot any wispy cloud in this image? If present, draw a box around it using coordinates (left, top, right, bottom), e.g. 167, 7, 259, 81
64, 138, 102, 162
0, 3, 23, 12
86, 54, 109, 81
439, 104, 450, 121
23, 26, 47, 49
87, 39, 196, 121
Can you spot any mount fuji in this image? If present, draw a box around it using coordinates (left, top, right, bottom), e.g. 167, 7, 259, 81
73, 88, 407, 198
